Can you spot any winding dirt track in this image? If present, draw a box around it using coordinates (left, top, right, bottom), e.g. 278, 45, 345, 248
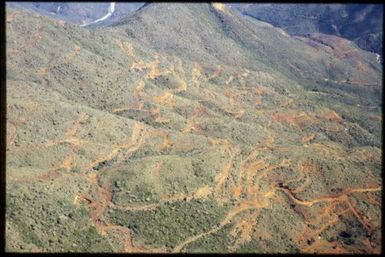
76, 84, 381, 253
6, 39, 382, 253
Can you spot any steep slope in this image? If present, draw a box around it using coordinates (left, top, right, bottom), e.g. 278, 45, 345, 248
110, 3, 381, 103
230, 3, 383, 55
6, 3, 382, 254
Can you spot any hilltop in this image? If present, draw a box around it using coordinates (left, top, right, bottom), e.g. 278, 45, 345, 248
6, 3, 382, 253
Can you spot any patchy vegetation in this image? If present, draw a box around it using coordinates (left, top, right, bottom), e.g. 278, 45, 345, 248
6, 3, 382, 254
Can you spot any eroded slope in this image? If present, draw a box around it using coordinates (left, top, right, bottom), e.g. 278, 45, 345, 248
6, 4, 382, 253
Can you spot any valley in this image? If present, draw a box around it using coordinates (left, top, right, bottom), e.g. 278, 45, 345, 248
5, 3, 382, 253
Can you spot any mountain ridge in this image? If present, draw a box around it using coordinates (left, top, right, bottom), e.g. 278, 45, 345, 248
107, 3, 381, 99
6, 3, 382, 253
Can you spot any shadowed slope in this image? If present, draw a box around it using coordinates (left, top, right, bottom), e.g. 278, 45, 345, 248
6, 4, 382, 253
